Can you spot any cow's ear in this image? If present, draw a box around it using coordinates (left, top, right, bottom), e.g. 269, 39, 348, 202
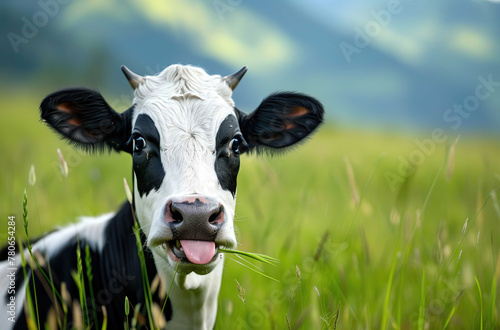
237, 92, 324, 154
40, 88, 133, 153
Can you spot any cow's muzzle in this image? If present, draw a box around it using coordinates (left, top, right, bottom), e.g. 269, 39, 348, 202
163, 195, 225, 264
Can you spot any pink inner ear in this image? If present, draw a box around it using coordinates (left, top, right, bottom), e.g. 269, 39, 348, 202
57, 102, 82, 127
68, 118, 82, 126
284, 121, 296, 130
288, 106, 309, 118
57, 102, 74, 113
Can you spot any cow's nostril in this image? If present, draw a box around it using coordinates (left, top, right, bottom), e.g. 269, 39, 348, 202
170, 203, 183, 222
208, 205, 223, 223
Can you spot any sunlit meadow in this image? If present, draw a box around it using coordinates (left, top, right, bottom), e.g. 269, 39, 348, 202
2, 93, 499, 329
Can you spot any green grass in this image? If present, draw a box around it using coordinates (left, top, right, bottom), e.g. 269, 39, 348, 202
2, 92, 500, 328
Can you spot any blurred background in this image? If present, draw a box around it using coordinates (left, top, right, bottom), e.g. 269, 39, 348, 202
2, 0, 500, 130
2, 1, 500, 328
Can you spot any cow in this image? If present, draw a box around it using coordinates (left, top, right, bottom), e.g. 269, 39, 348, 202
1, 64, 324, 329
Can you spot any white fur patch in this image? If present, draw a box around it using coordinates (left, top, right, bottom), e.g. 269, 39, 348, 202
0, 212, 114, 328
131, 65, 238, 254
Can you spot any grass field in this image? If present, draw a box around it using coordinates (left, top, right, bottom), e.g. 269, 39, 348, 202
2, 93, 500, 329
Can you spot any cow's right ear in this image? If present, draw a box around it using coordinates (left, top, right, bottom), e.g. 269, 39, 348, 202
40, 88, 133, 153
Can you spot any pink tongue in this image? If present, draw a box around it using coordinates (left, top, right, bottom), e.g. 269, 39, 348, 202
179, 240, 216, 264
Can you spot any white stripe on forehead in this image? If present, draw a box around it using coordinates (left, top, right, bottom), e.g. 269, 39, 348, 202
131, 64, 236, 150
132, 64, 234, 114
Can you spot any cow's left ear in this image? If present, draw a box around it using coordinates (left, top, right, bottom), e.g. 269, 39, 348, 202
237, 92, 324, 153
40, 88, 133, 153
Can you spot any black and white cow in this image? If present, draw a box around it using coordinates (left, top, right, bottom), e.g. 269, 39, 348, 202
1, 64, 323, 329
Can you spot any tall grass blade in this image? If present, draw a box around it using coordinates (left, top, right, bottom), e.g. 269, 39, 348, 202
162, 262, 179, 315
234, 253, 264, 272
418, 270, 425, 330
491, 189, 500, 222
475, 276, 483, 330
101, 306, 107, 330
380, 249, 398, 330
19, 241, 36, 330
23, 188, 67, 312
22, 190, 40, 330
438, 190, 493, 281
443, 306, 456, 329
85, 244, 99, 329
124, 296, 130, 330
333, 301, 341, 330
443, 290, 464, 328
75, 244, 89, 326
133, 221, 154, 329
490, 252, 500, 328
229, 257, 279, 282
219, 248, 279, 265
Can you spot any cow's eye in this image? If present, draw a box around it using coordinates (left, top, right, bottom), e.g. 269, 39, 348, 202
134, 136, 147, 152
229, 137, 241, 154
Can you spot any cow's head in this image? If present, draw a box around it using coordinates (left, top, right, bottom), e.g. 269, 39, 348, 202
40, 64, 324, 276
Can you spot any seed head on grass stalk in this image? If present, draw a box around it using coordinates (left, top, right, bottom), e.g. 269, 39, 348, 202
57, 148, 69, 178
123, 178, 133, 205
124, 296, 130, 330
235, 279, 245, 304
23, 189, 29, 242
462, 218, 468, 236
29, 164, 36, 186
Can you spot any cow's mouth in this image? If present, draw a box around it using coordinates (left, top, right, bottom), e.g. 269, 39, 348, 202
161, 240, 219, 265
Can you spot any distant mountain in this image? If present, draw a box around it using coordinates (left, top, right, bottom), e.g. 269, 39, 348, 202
1, 0, 499, 132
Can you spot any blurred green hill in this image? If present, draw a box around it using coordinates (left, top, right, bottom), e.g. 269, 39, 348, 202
1, 0, 500, 132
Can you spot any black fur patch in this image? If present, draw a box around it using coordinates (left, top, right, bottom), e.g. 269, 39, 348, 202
214, 115, 241, 196
10, 203, 170, 329
237, 92, 324, 154
133, 114, 166, 197
40, 88, 133, 153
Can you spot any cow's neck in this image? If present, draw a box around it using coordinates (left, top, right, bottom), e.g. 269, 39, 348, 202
126, 198, 223, 329
154, 254, 224, 329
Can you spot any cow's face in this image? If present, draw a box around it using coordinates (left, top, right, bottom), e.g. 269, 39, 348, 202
129, 65, 243, 274
40, 64, 324, 276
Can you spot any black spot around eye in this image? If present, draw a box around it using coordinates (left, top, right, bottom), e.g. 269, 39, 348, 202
215, 115, 241, 196
133, 114, 165, 197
